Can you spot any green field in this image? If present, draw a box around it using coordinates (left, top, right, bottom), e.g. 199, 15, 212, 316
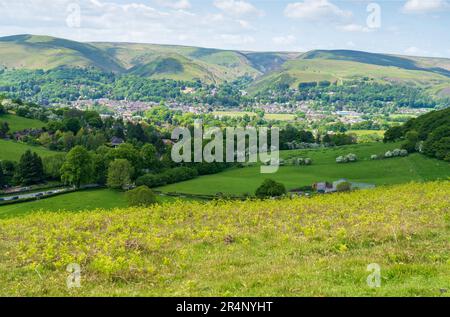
0, 114, 45, 132
0, 181, 448, 296
0, 189, 196, 219
348, 130, 385, 137
158, 143, 450, 195
0, 139, 56, 161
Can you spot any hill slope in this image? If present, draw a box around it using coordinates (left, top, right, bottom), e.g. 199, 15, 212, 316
250, 50, 450, 96
1, 181, 449, 296
0, 35, 124, 72
2, 35, 450, 91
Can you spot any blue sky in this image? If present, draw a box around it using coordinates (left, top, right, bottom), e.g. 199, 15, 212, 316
0, 0, 449, 57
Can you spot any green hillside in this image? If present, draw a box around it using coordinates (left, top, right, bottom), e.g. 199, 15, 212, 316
95, 42, 262, 83
301, 50, 450, 77
1, 181, 449, 296
0, 35, 124, 72
158, 142, 450, 196
0, 139, 56, 161
2, 34, 450, 90
250, 58, 450, 95
0, 114, 45, 132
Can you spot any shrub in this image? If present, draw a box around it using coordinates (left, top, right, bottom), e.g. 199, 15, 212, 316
125, 185, 157, 207
385, 149, 408, 159
336, 181, 352, 192
347, 153, 357, 162
293, 157, 312, 166
255, 179, 286, 199
136, 167, 198, 188
136, 173, 167, 188
336, 154, 357, 163
370, 155, 378, 160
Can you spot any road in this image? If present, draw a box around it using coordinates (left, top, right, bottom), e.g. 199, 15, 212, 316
0, 188, 69, 201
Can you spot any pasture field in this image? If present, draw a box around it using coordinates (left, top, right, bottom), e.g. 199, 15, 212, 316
0, 189, 195, 219
348, 130, 385, 137
0, 181, 448, 296
0, 139, 56, 161
158, 142, 450, 195
0, 114, 45, 132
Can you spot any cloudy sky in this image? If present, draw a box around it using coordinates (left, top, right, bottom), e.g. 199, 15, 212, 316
0, 0, 449, 57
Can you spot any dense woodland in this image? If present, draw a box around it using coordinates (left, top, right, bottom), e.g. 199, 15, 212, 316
384, 107, 450, 161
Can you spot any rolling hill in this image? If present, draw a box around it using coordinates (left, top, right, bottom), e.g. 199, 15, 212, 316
249, 50, 450, 95
1, 34, 450, 93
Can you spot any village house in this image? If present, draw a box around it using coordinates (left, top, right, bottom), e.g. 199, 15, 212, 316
110, 136, 124, 148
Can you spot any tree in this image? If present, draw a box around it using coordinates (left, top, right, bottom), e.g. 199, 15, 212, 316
125, 185, 157, 207
140, 144, 158, 170
108, 143, 142, 179
0, 165, 5, 187
255, 179, 286, 199
61, 146, 93, 188
384, 126, 403, 143
336, 181, 351, 192
0, 121, 9, 138
63, 117, 81, 134
15, 150, 44, 185
43, 153, 66, 180
402, 130, 419, 153
107, 159, 134, 190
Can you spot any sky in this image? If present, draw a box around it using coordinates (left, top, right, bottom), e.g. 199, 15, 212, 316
0, 0, 449, 57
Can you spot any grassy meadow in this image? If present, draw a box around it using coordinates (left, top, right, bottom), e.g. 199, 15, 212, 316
0, 139, 56, 161
158, 142, 450, 195
0, 189, 197, 219
0, 181, 448, 296
0, 114, 45, 132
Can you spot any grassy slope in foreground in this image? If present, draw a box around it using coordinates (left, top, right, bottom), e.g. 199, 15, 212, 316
0, 181, 449, 296
0, 139, 56, 161
158, 142, 450, 195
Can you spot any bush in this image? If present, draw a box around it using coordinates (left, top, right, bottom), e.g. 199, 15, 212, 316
370, 155, 378, 160
125, 186, 157, 207
136, 167, 198, 188
336, 154, 357, 163
336, 181, 352, 192
292, 157, 312, 166
255, 179, 286, 199
347, 153, 357, 162
385, 149, 408, 159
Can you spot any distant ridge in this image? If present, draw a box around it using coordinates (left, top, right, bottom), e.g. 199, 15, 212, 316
1, 34, 450, 93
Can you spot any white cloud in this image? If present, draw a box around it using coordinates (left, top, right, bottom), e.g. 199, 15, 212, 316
285, 0, 352, 21
155, 0, 191, 10
217, 34, 255, 45
402, 0, 449, 14
404, 46, 428, 56
338, 23, 371, 32
272, 35, 297, 45
214, 0, 263, 17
